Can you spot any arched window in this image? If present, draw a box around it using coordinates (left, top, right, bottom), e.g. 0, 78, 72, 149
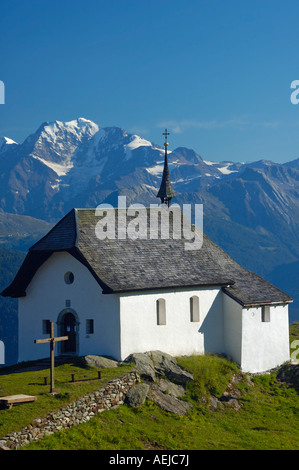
190, 296, 200, 322
156, 298, 166, 325
261, 305, 270, 322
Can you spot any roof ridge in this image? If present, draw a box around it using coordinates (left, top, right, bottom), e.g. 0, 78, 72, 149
30, 208, 77, 252
73, 208, 79, 247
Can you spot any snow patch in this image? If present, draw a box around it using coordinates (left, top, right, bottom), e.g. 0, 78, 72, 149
152, 147, 166, 154
175, 175, 202, 184
217, 165, 238, 175
0, 136, 18, 154
125, 135, 152, 161
146, 164, 164, 176
2, 137, 17, 145
169, 160, 185, 167
127, 135, 152, 151
143, 183, 158, 191
204, 159, 238, 175
31, 155, 73, 176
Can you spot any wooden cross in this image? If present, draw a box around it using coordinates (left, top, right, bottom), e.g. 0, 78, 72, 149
34, 322, 68, 394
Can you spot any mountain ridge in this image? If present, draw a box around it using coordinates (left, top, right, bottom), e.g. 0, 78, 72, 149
1, 117, 298, 222
0, 117, 298, 322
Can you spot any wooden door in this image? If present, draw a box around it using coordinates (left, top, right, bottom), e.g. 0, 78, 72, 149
62, 312, 76, 353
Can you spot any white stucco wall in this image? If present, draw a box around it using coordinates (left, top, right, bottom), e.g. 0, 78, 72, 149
119, 287, 224, 361
223, 293, 243, 366
18, 251, 290, 372
241, 304, 290, 373
213, 293, 290, 373
18, 251, 121, 362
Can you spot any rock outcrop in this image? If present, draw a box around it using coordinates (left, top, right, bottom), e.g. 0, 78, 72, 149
125, 384, 150, 407
157, 378, 185, 398
84, 355, 119, 369
124, 350, 194, 385
147, 384, 192, 415
208, 373, 252, 412
277, 363, 299, 392
124, 352, 156, 381
124, 350, 193, 415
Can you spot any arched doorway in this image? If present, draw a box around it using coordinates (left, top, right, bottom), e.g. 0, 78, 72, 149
57, 309, 79, 355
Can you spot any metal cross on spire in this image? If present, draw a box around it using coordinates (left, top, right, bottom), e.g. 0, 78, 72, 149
163, 129, 170, 148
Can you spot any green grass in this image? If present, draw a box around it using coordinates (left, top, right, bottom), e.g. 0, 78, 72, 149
21, 356, 298, 451
0, 357, 132, 437
290, 321, 299, 340
0, 328, 298, 451
177, 353, 239, 400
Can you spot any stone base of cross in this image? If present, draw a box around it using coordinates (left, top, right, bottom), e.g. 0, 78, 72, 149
34, 322, 68, 394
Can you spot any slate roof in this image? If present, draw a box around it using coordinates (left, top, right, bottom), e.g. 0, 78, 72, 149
1, 207, 293, 307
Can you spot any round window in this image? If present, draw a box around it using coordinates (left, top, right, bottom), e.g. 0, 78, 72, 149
64, 272, 74, 284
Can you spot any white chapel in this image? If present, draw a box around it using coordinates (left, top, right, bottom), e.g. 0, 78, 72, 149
1, 132, 292, 373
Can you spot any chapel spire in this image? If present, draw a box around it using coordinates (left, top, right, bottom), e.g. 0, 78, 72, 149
157, 129, 176, 207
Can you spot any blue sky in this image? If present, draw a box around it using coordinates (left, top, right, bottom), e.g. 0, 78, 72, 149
1, 0, 299, 163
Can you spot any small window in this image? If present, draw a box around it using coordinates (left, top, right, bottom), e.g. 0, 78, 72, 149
86, 319, 94, 334
42, 320, 51, 334
261, 306, 270, 322
156, 299, 166, 325
190, 296, 200, 322
64, 272, 74, 284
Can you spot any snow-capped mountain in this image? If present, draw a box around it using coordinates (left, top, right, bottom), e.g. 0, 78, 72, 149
0, 117, 298, 235
0, 117, 299, 321
0, 117, 248, 220
29, 117, 99, 174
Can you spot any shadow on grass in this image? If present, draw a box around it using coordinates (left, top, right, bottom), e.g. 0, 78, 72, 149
0, 355, 92, 376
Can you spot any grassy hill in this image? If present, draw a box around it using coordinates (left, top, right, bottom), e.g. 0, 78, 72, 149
0, 212, 53, 251
0, 328, 298, 451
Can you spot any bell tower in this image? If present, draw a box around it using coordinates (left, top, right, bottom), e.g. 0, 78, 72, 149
157, 129, 176, 207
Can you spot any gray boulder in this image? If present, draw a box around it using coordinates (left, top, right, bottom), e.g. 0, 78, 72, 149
209, 395, 221, 412
157, 378, 185, 398
147, 350, 178, 366
84, 355, 118, 369
147, 384, 192, 415
124, 352, 156, 381
124, 350, 194, 384
220, 396, 242, 411
148, 351, 193, 385
125, 384, 150, 407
